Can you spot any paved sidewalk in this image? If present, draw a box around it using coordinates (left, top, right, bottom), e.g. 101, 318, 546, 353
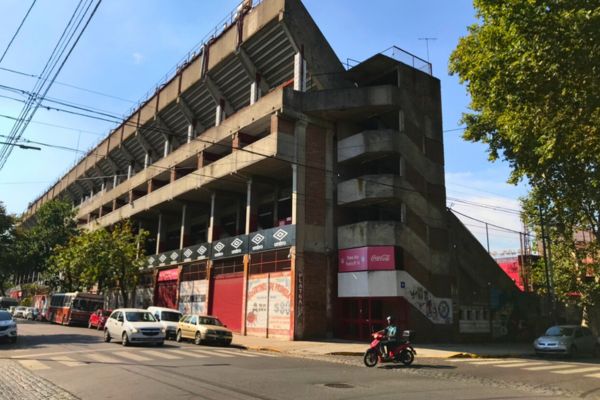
0, 359, 78, 400
232, 334, 534, 358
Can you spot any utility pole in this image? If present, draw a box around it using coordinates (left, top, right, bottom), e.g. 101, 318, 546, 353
418, 37, 437, 62
485, 222, 490, 253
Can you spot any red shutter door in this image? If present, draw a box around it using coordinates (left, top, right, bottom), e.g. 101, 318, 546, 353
210, 272, 243, 333
156, 281, 178, 309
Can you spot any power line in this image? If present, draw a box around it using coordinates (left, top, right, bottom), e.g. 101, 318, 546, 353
0, 0, 38, 64
0, 0, 102, 170
0, 65, 135, 104
449, 207, 529, 236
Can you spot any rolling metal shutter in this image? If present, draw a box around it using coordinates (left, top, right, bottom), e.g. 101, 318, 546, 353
210, 272, 243, 333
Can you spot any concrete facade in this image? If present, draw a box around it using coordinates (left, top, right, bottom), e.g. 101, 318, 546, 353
22, 0, 517, 341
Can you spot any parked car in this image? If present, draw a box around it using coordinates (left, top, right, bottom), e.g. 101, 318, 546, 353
88, 309, 112, 330
0, 310, 17, 343
534, 325, 599, 357
25, 307, 39, 320
12, 306, 27, 319
103, 308, 165, 346
147, 306, 182, 340
176, 315, 232, 346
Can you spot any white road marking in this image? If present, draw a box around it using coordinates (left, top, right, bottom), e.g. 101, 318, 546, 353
494, 362, 546, 368
167, 349, 208, 358
553, 366, 600, 374
84, 353, 121, 364
112, 351, 152, 362
192, 349, 234, 358
449, 358, 480, 362
50, 356, 85, 367
140, 350, 182, 360
525, 364, 578, 371
214, 349, 258, 357
468, 360, 526, 365
250, 351, 279, 358
585, 372, 600, 378
17, 359, 50, 370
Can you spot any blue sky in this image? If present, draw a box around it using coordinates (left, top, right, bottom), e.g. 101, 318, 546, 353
0, 0, 528, 253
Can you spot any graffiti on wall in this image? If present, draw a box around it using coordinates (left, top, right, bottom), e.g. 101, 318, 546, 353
179, 280, 208, 315
245, 272, 291, 337
399, 272, 453, 324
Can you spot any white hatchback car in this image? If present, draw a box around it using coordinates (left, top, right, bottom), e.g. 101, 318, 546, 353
0, 310, 17, 343
147, 306, 182, 340
103, 308, 165, 346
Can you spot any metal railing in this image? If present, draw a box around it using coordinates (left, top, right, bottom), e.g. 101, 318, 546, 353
26, 0, 264, 214
343, 45, 432, 75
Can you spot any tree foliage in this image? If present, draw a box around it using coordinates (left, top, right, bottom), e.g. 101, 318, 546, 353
450, 0, 600, 324
48, 221, 148, 307
0, 202, 17, 295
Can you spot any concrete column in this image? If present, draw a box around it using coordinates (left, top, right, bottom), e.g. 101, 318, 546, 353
235, 199, 241, 235
179, 204, 188, 249
215, 99, 225, 126
208, 193, 216, 243
187, 124, 194, 144
127, 162, 133, 179
293, 52, 307, 92
113, 174, 118, 188
144, 152, 150, 169
245, 179, 253, 234
90, 189, 94, 199
163, 137, 170, 158
291, 164, 298, 224
101, 180, 106, 192
250, 79, 261, 105
156, 213, 164, 254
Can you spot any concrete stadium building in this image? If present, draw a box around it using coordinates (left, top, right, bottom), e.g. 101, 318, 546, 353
22, 0, 517, 341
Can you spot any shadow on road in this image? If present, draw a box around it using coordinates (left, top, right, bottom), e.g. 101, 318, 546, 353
380, 363, 456, 370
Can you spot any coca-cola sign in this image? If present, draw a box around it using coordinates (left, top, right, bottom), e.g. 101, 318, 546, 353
338, 246, 395, 272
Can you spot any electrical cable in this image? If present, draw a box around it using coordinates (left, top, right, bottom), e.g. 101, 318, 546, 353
0, 0, 38, 64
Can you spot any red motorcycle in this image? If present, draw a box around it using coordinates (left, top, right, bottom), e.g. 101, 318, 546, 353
363, 330, 416, 367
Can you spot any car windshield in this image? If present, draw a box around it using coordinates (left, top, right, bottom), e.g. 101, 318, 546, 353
0, 312, 11, 321
545, 326, 574, 337
199, 317, 223, 326
160, 312, 181, 322
125, 312, 156, 322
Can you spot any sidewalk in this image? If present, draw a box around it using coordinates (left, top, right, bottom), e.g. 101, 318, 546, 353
232, 334, 534, 359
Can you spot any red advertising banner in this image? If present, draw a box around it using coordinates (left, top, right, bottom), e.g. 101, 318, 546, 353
157, 268, 179, 282
338, 246, 395, 272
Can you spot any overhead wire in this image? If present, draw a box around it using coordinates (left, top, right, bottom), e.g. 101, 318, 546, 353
0, 0, 38, 64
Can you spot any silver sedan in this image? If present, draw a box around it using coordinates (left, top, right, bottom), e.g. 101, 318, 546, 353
534, 325, 599, 357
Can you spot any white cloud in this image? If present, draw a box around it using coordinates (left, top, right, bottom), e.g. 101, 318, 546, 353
132, 52, 144, 64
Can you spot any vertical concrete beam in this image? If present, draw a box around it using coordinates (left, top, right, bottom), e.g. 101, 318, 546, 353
187, 124, 194, 144
245, 179, 253, 234
112, 198, 117, 212
293, 52, 307, 92
272, 187, 279, 226
179, 204, 188, 249
144, 152, 150, 169
208, 193, 216, 243
113, 174, 118, 189
156, 213, 164, 254
127, 162, 133, 179
163, 137, 170, 158
215, 100, 225, 127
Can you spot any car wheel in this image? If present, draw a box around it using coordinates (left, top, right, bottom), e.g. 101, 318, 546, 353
103, 329, 111, 343
194, 332, 202, 345
176, 330, 183, 343
122, 332, 129, 346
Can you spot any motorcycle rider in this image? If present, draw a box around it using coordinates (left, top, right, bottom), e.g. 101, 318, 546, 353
378, 316, 398, 357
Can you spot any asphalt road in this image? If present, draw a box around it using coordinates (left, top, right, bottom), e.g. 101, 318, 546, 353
2, 320, 599, 399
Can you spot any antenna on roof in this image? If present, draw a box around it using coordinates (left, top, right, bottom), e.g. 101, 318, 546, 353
418, 37, 437, 62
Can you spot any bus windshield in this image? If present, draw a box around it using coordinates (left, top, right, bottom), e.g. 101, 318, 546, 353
72, 298, 103, 312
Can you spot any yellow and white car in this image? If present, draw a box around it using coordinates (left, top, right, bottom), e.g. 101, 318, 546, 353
176, 315, 232, 346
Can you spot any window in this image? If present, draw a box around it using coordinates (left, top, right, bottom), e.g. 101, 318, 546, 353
190, 316, 198, 325
181, 262, 207, 281
111, 311, 121, 320
182, 315, 192, 323
248, 249, 291, 274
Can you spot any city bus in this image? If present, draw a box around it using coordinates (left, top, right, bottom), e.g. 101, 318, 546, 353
0, 297, 18, 310
47, 292, 104, 326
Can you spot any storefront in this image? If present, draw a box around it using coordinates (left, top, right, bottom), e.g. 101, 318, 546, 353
155, 268, 180, 309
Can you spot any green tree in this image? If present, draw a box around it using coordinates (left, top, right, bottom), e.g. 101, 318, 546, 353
450, 1, 600, 325
0, 202, 17, 295
47, 221, 148, 306
27, 199, 79, 275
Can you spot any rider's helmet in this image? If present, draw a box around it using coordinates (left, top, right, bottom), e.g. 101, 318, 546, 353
386, 316, 394, 324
